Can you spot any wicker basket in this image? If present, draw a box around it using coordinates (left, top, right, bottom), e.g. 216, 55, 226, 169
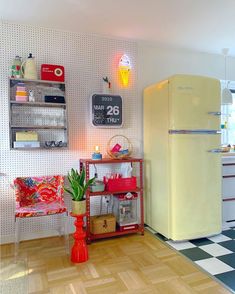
107, 135, 132, 159
90, 214, 116, 234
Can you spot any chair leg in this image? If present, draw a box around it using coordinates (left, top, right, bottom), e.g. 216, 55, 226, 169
58, 214, 63, 237
14, 217, 20, 258
63, 212, 69, 254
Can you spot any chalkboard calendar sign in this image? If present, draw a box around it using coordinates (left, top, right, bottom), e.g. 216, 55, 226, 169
91, 94, 123, 127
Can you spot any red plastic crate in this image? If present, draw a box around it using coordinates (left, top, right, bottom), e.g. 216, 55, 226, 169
106, 177, 137, 192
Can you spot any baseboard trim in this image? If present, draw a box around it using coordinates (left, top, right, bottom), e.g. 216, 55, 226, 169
0, 228, 74, 245
222, 221, 235, 229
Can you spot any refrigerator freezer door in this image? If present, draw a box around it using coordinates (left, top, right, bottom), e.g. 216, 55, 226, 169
169, 133, 221, 240
169, 75, 221, 130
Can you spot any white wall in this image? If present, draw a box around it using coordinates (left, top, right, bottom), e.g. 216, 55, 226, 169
137, 42, 235, 152
138, 42, 235, 91
0, 21, 141, 244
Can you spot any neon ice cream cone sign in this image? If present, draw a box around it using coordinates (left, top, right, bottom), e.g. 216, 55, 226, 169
119, 54, 131, 86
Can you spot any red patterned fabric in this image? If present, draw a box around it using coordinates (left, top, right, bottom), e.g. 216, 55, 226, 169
15, 202, 67, 217
14, 175, 67, 218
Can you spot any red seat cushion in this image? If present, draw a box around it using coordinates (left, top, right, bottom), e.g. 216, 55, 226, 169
15, 201, 67, 218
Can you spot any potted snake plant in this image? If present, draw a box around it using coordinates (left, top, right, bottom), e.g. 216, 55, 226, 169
65, 168, 95, 215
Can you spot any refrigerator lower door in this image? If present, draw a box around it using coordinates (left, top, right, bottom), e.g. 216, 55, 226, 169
169, 133, 221, 240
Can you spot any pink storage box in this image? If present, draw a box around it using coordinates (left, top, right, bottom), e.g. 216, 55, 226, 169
15, 96, 28, 102
16, 86, 26, 91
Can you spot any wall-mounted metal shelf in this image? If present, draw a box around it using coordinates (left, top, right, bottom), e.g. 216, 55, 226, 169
9, 78, 68, 150
10, 101, 66, 108
10, 125, 67, 130
12, 146, 68, 151
10, 77, 65, 85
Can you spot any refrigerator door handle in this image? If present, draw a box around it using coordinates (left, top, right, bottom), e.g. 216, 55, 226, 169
207, 148, 222, 153
169, 130, 221, 134
208, 111, 221, 116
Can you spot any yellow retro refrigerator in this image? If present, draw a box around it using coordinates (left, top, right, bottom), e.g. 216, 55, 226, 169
144, 74, 222, 240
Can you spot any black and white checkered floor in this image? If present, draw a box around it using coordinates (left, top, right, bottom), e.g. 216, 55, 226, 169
146, 226, 235, 293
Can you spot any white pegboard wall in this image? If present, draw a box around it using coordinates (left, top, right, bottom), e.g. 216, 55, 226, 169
0, 21, 142, 244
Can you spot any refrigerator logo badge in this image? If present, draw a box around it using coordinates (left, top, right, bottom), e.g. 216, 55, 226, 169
177, 86, 193, 91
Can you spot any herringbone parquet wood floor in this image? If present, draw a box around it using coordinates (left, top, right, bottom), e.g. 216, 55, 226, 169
0, 231, 231, 293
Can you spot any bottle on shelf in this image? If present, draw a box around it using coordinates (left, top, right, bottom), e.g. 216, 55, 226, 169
21, 53, 38, 80
10, 56, 22, 78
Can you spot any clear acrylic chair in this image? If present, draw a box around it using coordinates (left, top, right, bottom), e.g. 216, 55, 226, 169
14, 175, 69, 257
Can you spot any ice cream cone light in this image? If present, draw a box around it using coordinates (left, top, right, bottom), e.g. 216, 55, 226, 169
119, 54, 131, 87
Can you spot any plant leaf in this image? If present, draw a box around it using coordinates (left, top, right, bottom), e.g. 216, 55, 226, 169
65, 168, 96, 202
83, 177, 96, 194
79, 168, 85, 186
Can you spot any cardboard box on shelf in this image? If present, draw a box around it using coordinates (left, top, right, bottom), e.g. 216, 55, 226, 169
16, 131, 38, 141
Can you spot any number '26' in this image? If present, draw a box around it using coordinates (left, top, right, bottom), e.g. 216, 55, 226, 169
107, 106, 119, 115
